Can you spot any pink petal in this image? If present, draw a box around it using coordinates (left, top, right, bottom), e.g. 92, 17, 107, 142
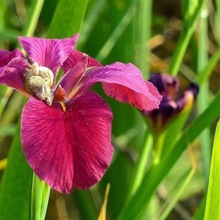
103, 80, 162, 111
79, 62, 162, 111
21, 92, 113, 193
0, 56, 29, 95
18, 34, 79, 75
62, 49, 102, 73
0, 49, 24, 67
55, 54, 89, 99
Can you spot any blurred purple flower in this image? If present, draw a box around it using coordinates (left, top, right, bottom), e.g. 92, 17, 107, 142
143, 73, 199, 133
0, 34, 162, 193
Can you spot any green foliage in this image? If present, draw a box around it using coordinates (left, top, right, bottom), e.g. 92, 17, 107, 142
0, 126, 32, 220
204, 121, 220, 219
46, 0, 89, 38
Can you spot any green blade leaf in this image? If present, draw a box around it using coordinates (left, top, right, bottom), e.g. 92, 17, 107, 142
168, 0, 207, 76
0, 126, 32, 220
204, 121, 220, 219
46, 0, 89, 38
31, 174, 50, 220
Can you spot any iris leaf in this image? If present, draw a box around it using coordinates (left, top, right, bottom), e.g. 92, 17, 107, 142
169, 0, 207, 76
46, 0, 89, 38
31, 175, 50, 220
204, 121, 220, 219
0, 126, 32, 220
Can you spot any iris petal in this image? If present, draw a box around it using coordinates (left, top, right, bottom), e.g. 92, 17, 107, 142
0, 54, 29, 95
103, 80, 162, 111
76, 62, 162, 111
18, 34, 79, 75
0, 49, 24, 67
62, 49, 102, 73
21, 92, 113, 193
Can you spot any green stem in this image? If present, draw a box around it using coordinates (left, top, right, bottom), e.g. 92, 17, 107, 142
160, 168, 195, 220
31, 174, 50, 220
22, 0, 45, 36
153, 132, 165, 165
168, 0, 207, 76
130, 132, 153, 196
197, 6, 210, 187
138, 0, 152, 78
96, 0, 138, 61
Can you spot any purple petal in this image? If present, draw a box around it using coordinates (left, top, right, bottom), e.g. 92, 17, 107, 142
21, 92, 113, 193
18, 34, 79, 75
103, 80, 162, 111
0, 49, 24, 67
55, 54, 89, 100
149, 73, 179, 99
0, 52, 29, 95
76, 62, 162, 111
62, 49, 102, 73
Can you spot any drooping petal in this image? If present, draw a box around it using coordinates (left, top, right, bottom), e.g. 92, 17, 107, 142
21, 92, 113, 193
103, 80, 162, 111
18, 34, 79, 75
0, 56, 29, 95
62, 49, 102, 73
71, 62, 162, 111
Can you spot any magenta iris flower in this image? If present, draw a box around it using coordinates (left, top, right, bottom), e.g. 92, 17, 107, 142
0, 34, 161, 193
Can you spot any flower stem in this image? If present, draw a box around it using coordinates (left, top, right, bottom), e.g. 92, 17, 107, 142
130, 132, 153, 196
22, 0, 45, 36
152, 132, 165, 165
168, 0, 207, 76
31, 174, 50, 220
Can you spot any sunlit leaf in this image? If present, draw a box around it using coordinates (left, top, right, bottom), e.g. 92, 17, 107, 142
0, 126, 32, 220
204, 121, 220, 219
46, 0, 89, 38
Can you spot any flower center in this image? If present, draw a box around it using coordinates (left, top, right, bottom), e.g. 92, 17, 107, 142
23, 62, 54, 105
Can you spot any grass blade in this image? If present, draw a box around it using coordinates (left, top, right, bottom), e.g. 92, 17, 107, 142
0, 126, 32, 220
31, 174, 50, 220
169, 0, 207, 75
46, 0, 89, 38
204, 121, 220, 219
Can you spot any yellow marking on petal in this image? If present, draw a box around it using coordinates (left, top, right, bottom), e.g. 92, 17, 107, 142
0, 158, 7, 170
59, 102, 66, 112
98, 184, 110, 220
67, 84, 81, 100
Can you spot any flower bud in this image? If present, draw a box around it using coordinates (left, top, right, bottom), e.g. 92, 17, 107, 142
142, 73, 199, 133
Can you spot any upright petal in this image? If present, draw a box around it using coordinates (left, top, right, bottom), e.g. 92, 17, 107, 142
21, 92, 113, 193
73, 62, 162, 111
62, 49, 102, 73
55, 54, 89, 100
18, 34, 79, 74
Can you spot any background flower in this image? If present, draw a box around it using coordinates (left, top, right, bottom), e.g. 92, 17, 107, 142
143, 73, 199, 133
